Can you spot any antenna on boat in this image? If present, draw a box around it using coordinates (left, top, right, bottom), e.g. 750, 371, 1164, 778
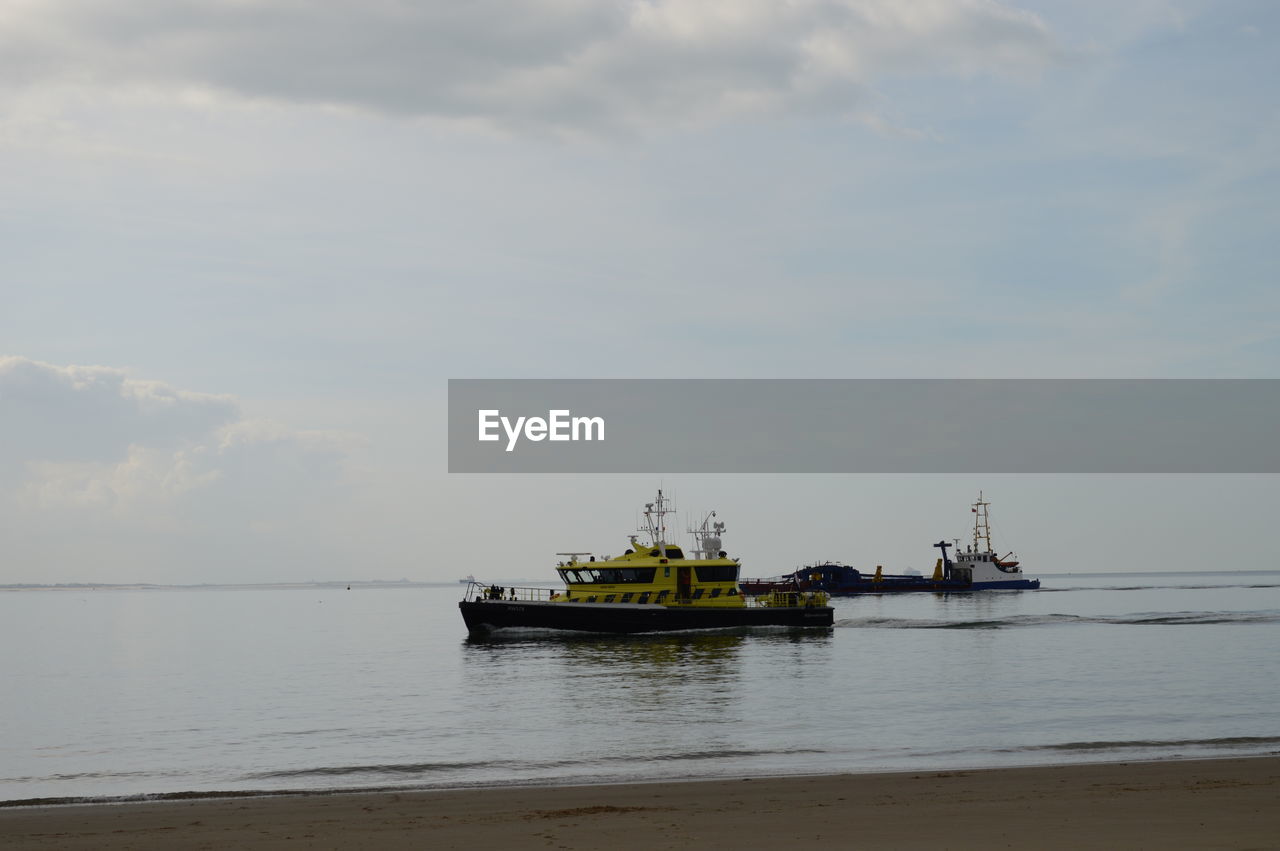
641, 489, 674, 557
688, 510, 725, 560
972, 491, 993, 554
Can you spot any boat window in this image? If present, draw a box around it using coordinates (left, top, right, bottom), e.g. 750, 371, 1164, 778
604, 594, 616, 603
621, 593, 634, 603
637, 592, 651, 604
692, 588, 705, 599
589, 568, 657, 583
710, 588, 722, 598
695, 565, 739, 582
562, 568, 662, 584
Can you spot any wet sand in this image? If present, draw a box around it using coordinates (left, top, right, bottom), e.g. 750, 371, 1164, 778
3, 757, 1278, 849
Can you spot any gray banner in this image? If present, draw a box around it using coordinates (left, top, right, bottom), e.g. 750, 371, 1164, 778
448, 379, 1280, 473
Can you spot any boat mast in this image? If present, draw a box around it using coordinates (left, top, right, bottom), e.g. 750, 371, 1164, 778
642, 489, 673, 557
972, 491, 992, 553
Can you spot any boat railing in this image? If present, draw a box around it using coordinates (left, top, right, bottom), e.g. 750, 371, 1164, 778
750, 590, 831, 609
464, 582, 558, 603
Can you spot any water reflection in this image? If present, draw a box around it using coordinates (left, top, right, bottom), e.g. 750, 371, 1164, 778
431, 625, 839, 787
456, 628, 835, 769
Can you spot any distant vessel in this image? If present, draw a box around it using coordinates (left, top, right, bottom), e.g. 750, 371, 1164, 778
458, 574, 476, 585
949, 491, 1038, 589
740, 492, 1039, 594
459, 490, 833, 635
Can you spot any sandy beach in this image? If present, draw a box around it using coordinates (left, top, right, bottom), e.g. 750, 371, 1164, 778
3, 756, 1277, 849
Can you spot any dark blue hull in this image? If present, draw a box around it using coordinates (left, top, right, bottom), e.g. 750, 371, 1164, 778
741, 564, 1040, 595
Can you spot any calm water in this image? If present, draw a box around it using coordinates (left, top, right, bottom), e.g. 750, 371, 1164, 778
3, 572, 1279, 803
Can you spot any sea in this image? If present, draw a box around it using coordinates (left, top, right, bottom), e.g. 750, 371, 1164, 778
3, 571, 1279, 805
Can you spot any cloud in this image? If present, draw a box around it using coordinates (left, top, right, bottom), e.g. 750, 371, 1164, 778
0, 0, 1060, 133
0, 355, 239, 468
0, 356, 363, 580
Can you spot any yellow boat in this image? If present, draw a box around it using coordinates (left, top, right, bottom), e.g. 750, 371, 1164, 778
459, 490, 833, 635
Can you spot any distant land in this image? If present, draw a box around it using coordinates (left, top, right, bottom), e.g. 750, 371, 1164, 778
0, 579, 560, 591
1, 580, 428, 591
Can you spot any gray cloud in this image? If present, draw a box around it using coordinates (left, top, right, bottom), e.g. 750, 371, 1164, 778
0, 356, 239, 467
1, 0, 1060, 132
0, 357, 363, 580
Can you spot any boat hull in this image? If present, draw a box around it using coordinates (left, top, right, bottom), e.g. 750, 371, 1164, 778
741, 560, 1040, 595
459, 599, 834, 636
971, 579, 1040, 590
740, 576, 1040, 594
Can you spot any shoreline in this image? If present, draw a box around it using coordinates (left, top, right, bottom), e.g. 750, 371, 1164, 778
2, 750, 1275, 809
4, 756, 1277, 849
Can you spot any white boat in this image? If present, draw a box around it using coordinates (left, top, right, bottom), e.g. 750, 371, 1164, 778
945, 492, 1038, 589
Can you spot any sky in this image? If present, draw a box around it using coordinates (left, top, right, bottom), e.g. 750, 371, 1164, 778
1, 0, 1278, 584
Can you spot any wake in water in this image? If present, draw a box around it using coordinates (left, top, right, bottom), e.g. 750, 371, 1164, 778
1022, 735, 1280, 754
1041, 582, 1280, 592
903, 736, 1280, 767
835, 611, 1280, 629
242, 746, 828, 783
